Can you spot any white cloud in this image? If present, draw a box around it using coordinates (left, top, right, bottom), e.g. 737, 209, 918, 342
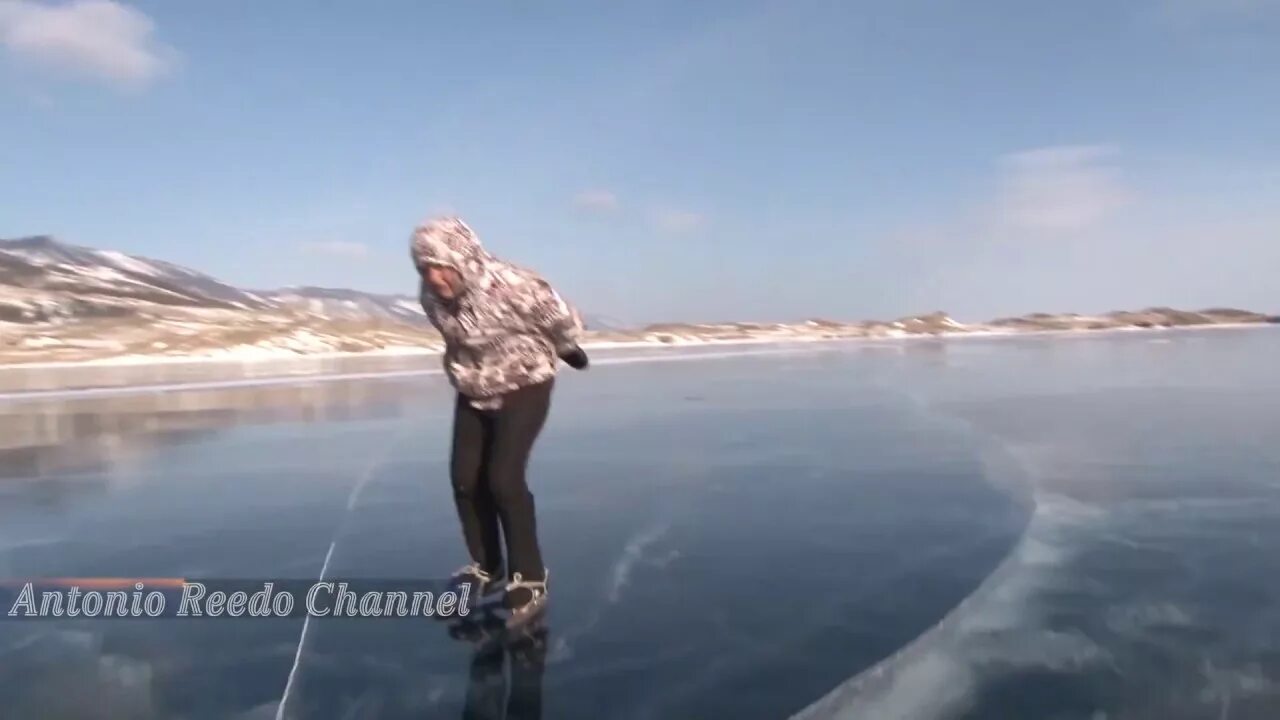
652, 208, 705, 235
299, 240, 369, 259
573, 189, 620, 213
992, 144, 1132, 233
0, 0, 177, 88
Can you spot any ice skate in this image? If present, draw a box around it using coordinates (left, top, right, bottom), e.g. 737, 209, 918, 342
500, 569, 549, 631
447, 561, 506, 614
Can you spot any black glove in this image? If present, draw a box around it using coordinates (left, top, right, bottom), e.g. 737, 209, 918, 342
559, 346, 589, 370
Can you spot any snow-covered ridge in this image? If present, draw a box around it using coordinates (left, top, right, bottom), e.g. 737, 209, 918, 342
0, 235, 272, 323
1, 236, 1277, 366
259, 285, 428, 326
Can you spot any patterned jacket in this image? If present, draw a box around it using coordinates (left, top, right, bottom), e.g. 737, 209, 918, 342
411, 217, 584, 409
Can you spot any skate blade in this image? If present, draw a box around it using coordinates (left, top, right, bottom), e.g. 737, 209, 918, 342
503, 597, 548, 632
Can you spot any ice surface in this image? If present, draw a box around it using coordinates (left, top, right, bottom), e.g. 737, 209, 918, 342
2, 328, 1279, 719
792, 327, 1280, 720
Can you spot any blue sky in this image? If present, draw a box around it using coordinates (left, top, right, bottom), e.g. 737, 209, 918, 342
2, 0, 1277, 323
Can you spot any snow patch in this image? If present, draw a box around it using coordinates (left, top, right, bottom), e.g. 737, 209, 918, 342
69, 265, 136, 283
19, 336, 63, 348
96, 250, 160, 277
0, 248, 52, 265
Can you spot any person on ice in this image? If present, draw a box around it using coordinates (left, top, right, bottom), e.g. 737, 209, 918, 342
411, 216, 588, 628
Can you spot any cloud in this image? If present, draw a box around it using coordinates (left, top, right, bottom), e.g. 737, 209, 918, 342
881, 142, 1137, 268
652, 208, 706, 235
299, 240, 369, 259
572, 189, 620, 213
0, 0, 177, 88
991, 144, 1133, 233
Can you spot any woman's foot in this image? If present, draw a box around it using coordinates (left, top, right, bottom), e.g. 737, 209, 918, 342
449, 561, 506, 611
502, 570, 549, 630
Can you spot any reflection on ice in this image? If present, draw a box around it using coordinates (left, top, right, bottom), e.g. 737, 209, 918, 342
0, 376, 445, 482
0, 353, 439, 394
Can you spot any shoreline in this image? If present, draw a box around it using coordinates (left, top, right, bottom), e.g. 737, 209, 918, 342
0, 323, 1271, 402
0, 321, 1273, 374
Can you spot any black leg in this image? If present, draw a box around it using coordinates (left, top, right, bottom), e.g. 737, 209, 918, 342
450, 394, 503, 574
486, 381, 554, 581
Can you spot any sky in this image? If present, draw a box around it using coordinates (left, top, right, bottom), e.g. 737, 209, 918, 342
1, 0, 1278, 324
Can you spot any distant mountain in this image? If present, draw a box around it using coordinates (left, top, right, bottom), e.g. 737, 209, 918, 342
261, 286, 428, 326
0, 236, 444, 362
0, 236, 636, 331
0, 235, 1275, 365
582, 314, 630, 331
258, 290, 628, 330
0, 236, 273, 322
988, 307, 1277, 332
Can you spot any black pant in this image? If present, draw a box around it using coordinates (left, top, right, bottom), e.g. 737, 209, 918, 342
451, 379, 553, 581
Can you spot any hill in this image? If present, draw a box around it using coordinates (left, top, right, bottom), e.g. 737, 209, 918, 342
1, 236, 1274, 364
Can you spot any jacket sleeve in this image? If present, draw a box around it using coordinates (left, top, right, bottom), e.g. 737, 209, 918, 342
527, 279, 584, 354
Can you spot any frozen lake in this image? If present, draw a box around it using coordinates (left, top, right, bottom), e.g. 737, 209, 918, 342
1, 328, 1278, 719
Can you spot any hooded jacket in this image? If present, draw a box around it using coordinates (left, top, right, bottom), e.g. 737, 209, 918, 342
411, 217, 584, 409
